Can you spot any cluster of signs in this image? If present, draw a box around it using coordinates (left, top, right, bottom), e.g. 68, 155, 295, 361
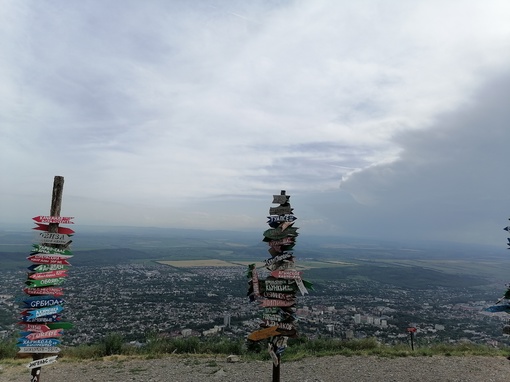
17, 216, 75, 368
484, 223, 510, 335
247, 192, 311, 366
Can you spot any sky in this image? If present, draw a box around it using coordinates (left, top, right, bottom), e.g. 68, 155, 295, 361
1, 0, 510, 246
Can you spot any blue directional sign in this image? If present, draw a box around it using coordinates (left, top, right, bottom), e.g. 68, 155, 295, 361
17, 338, 61, 347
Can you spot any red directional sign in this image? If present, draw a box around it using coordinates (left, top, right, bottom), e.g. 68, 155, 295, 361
29, 270, 68, 280
33, 223, 75, 235
27, 255, 72, 266
23, 287, 64, 297
270, 270, 302, 279
259, 299, 296, 308
33, 216, 74, 224
26, 329, 63, 341
19, 323, 51, 333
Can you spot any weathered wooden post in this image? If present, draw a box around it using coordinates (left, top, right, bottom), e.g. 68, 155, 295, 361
17, 176, 74, 381
247, 190, 310, 381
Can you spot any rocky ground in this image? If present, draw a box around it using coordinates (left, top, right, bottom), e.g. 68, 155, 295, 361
2, 355, 510, 382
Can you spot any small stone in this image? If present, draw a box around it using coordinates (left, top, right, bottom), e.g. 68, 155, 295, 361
226, 355, 240, 363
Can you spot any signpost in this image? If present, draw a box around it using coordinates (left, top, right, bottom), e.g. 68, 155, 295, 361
247, 191, 307, 382
26, 356, 58, 369
17, 176, 74, 382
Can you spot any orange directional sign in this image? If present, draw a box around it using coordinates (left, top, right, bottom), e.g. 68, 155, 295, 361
247, 326, 281, 341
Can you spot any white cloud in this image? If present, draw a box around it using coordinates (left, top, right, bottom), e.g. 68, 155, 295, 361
1, 0, 510, 243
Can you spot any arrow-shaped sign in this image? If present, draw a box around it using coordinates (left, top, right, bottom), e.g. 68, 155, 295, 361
18, 346, 61, 354
25, 277, 67, 288
32, 245, 72, 256
247, 326, 281, 341
28, 264, 69, 273
25, 305, 64, 320
28, 270, 68, 280
19, 323, 51, 333
259, 299, 296, 308
17, 339, 61, 348
272, 195, 290, 204
269, 206, 293, 215
25, 329, 63, 341
27, 255, 72, 266
267, 215, 297, 224
33, 216, 74, 224
24, 287, 64, 297
26, 355, 58, 369
23, 297, 65, 309
35, 232, 72, 245
270, 270, 302, 279
20, 314, 62, 323
33, 223, 75, 235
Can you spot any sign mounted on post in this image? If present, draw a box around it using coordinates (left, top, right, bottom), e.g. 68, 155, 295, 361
33, 223, 75, 235
33, 216, 74, 224
20, 176, 75, 382
34, 232, 72, 245
26, 355, 58, 369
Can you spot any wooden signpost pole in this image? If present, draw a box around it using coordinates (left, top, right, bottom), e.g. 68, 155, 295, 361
247, 190, 308, 382
30, 176, 64, 382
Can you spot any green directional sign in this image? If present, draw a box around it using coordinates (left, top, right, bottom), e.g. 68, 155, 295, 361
48, 322, 73, 330
32, 245, 72, 256
25, 277, 67, 288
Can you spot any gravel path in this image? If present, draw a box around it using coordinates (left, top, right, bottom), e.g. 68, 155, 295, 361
2, 355, 510, 382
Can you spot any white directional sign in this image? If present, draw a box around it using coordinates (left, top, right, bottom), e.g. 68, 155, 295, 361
26, 355, 58, 369
18, 346, 61, 354
35, 232, 72, 245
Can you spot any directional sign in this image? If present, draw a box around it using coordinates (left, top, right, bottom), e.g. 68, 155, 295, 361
20, 314, 62, 323
265, 252, 294, 267
267, 215, 297, 224
23, 297, 65, 309
35, 232, 72, 245
25, 277, 67, 288
28, 264, 69, 273
262, 292, 296, 301
26, 355, 58, 369
248, 326, 281, 341
32, 245, 72, 256
267, 237, 295, 247
29, 270, 68, 280
47, 322, 73, 330
25, 329, 63, 341
27, 255, 71, 266
25, 305, 64, 320
33, 223, 75, 235
269, 206, 293, 215
19, 324, 51, 333
261, 321, 295, 331
24, 287, 64, 297
260, 299, 296, 308
485, 304, 510, 313
33, 216, 74, 224
261, 279, 298, 293
263, 228, 289, 240
271, 270, 302, 279
17, 338, 61, 347
272, 195, 289, 204
18, 346, 61, 354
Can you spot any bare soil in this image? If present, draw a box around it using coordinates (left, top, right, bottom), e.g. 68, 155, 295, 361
2, 355, 510, 382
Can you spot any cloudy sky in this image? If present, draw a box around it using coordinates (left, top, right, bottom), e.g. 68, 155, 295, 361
1, 0, 510, 246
